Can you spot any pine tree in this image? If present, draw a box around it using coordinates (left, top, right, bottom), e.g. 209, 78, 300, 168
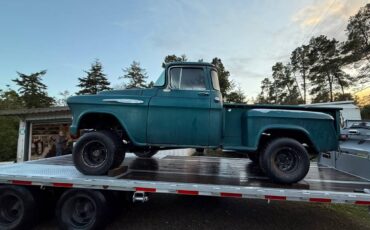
77, 60, 111, 95
162, 54, 187, 68
211, 57, 234, 98
12, 70, 55, 108
121, 61, 148, 89
291, 45, 310, 104
309, 36, 353, 102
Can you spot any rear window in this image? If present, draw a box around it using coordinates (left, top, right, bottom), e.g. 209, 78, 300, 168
211, 70, 220, 91
169, 67, 206, 90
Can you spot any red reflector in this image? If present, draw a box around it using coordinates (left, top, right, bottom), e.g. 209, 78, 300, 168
265, 195, 287, 200
135, 187, 156, 192
52, 182, 73, 188
355, 200, 370, 205
177, 190, 199, 195
220, 192, 242, 198
309, 198, 331, 203
11, 180, 32, 185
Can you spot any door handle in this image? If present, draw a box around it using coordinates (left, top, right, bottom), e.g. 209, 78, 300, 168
214, 97, 220, 103
198, 92, 210, 96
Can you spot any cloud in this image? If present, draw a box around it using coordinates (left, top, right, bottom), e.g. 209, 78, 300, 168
292, 0, 368, 41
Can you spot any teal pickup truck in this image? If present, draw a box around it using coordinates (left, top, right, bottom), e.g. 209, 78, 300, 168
67, 62, 340, 184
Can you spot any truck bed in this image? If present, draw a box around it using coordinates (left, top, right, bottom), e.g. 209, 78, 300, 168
0, 150, 369, 205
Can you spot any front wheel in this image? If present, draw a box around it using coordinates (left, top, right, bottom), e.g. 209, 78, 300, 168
259, 138, 310, 184
73, 131, 125, 175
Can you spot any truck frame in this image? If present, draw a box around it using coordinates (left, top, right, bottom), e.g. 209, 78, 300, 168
0, 150, 369, 229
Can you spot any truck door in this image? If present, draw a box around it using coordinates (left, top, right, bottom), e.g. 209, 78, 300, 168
147, 66, 211, 146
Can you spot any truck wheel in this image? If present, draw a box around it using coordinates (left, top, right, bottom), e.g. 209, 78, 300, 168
57, 189, 109, 230
0, 186, 38, 230
73, 130, 125, 175
133, 149, 159, 158
260, 138, 310, 184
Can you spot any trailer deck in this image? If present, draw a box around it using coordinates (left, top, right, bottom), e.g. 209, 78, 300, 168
0, 151, 369, 205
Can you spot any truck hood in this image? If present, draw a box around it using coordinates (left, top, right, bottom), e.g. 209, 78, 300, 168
67, 88, 158, 105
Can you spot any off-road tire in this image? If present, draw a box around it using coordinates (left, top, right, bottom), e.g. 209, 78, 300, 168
259, 138, 310, 184
73, 130, 125, 175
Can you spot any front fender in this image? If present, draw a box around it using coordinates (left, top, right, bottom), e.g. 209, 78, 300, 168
68, 94, 150, 146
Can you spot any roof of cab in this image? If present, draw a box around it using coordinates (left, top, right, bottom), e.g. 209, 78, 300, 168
165, 62, 215, 68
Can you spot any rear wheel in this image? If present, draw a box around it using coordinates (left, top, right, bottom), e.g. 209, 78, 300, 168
259, 138, 310, 184
73, 130, 125, 175
56, 189, 109, 230
0, 186, 39, 230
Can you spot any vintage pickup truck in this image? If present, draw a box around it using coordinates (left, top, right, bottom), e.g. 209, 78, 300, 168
67, 62, 341, 184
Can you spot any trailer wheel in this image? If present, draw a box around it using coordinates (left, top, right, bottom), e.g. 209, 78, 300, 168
0, 185, 38, 230
73, 131, 125, 175
260, 138, 310, 184
134, 149, 159, 158
57, 189, 109, 230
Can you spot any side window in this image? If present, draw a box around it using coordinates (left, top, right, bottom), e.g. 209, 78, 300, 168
211, 70, 220, 91
169, 67, 206, 90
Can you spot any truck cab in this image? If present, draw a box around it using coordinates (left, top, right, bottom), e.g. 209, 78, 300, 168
147, 62, 223, 147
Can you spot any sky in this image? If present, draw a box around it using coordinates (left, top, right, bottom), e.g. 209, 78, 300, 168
0, 0, 368, 100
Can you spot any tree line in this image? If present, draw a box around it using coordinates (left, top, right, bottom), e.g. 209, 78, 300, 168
0, 55, 245, 111
256, 3, 370, 106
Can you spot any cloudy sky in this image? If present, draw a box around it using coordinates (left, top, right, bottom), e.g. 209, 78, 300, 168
0, 0, 368, 99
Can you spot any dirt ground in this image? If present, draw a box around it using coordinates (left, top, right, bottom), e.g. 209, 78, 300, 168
37, 193, 370, 230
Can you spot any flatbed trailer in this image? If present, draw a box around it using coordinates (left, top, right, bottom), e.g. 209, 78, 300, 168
0, 150, 369, 229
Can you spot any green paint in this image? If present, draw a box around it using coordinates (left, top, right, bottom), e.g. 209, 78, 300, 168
68, 62, 340, 153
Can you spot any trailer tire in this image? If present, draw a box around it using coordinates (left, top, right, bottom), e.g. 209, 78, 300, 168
260, 138, 310, 184
73, 130, 125, 175
0, 185, 38, 230
57, 189, 109, 230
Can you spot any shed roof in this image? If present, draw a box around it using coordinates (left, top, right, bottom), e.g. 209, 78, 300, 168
0, 106, 70, 116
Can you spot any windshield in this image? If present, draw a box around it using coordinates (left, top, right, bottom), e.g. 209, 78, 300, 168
154, 70, 165, 87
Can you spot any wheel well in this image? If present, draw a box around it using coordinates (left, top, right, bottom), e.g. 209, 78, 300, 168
258, 129, 318, 155
78, 113, 129, 139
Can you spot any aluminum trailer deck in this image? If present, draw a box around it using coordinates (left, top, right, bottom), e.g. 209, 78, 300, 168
0, 153, 369, 205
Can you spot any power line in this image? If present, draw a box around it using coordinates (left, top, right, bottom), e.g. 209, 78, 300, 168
302, 0, 337, 45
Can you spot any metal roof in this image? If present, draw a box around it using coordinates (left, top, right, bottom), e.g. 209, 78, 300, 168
0, 106, 70, 116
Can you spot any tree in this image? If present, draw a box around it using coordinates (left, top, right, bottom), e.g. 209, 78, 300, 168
211, 57, 234, 98
55, 90, 71, 106
342, 4, 370, 83
227, 86, 246, 103
256, 78, 275, 104
77, 60, 111, 95
12, 70, 54, 108
271, 62, 303, 105
121, 61, 148, 88
343, 4, 370, 61
291, 45, 310, 104
360, 104, 370, 119
0, 88, 24, 161
162, 54, 187, 68
309, 36, 354, 102
334, 92, 353, 101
